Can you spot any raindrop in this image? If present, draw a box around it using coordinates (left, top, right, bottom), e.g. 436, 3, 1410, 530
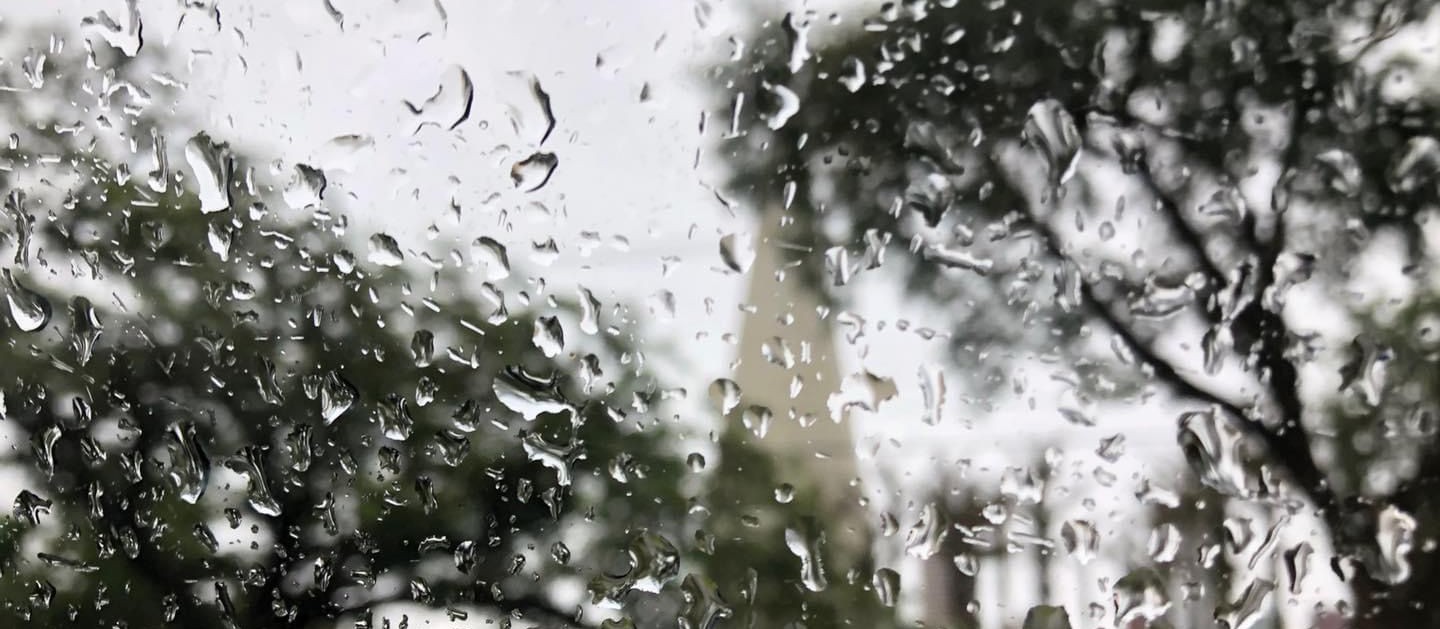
494, 366, 573, 421
872, 568, 901, 607
185, 132, 233, 213
166, 423, 210, 504
512, 152, 559, 192
578, 286, 602, 334
532, 315, 565, 358
223, 446, 281, 517
1061, 519, 1098, 565
760, 81, 800, 130
1178, 409, 1266, 498
282, 164, 327, 210
904, 502, 950, 559
1022, 99, 1082, 196
708, 378, 742, 415
1112, 567, 1170, 625
3, 270, 51, 333
368, 233, 405, 267
918, 363, 946, 425
319, 371, 358, 424
718, 232, 756, 273
839, 56, 867, 92
472, 237, 511, 280
785, 524, 828, 592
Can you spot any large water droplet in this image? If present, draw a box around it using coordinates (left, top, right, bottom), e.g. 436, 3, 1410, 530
166, 422, 210, 504
872, 567, 901, 607
708, 378, 742, 415
522, 432, 578, 486
679, 573, 733, 629
184, 132, 233, 213
588, 531, 681, 607
494, 366, 572, 421
719, 233, 755, 273
1387, 136, 1440, 194
1178, 409, 1267, 499
923, 244, 994, 276
1022, 98, 1082, 195
760, 81, 800, 130
224, 446, 281, 516
1216, 579, 1275, 629
904, 502, 950, 559
3, 270, 51, 333
68, 297, 102, 366
511, 152, 559, 192
1061, 519, 1097, 565
472, 237, 511, 281
282, 164, 327, 210
918, 363, 946, 425
578, 286, 602, 334
1112, 567, 1169, 625
368, 233, 405, 267
532, 315, 565, 358
320, 371, 358, 424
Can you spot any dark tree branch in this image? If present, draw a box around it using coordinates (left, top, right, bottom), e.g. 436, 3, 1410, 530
1024, 189, 1340, 529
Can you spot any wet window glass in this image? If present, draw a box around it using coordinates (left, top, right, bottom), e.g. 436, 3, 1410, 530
1, 1, 1436, 628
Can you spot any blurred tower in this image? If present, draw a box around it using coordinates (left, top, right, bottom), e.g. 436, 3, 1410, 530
731, 202, 870, 561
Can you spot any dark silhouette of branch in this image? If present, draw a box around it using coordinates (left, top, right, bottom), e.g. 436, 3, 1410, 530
1021, 185, 1340, 528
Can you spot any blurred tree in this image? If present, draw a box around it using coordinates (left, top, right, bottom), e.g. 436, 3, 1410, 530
0, 21, 896, 629
710, 0, 1440, 625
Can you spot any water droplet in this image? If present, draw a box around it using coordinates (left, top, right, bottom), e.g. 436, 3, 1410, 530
1387, 136, 1440, 193
223, 445, 281, 516
918, 363, 945, 425
405, 65, 474, 131
1178, 409, 1267, 498
1022, 99, 1082, 196
319, 371, 358, 424
377, 394, 415, 441
494, 366, 572, 421
588, 531, 681, 607
578, 286, 602, 334
532, 315, 565, 358
3, 270, 51, 333
472, 237, 511, 280
368, 233, 405, 267
1061, 519, 1098, 565
827, 371, 897, 422
760, 81, 800, 130
679, 573, 733, 629
1112, 567, 1169, 625
784, 523, 828, 592
708, 378, 742, 415
411, 330, 436, 367
718, 232, 755, 273
282, 163, 327, 210
872, 567, 901, 607
511, 152, 559, 192
904, 502, 950, 559
522, 433, 578, 486
1216, 579, 1275, 629
923, 244, 994, 275
839, 56, 867, 92
184, 132, 233, 213
82, 0, 143, 57
166, 422, 210, 504
1314, 148, 1362, 197
1373, 505, 1417, 584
